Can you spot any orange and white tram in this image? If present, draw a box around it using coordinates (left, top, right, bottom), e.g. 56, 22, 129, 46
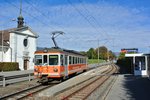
34, 48, 88, 83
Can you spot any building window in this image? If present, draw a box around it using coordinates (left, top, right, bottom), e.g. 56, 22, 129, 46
23, 38, 28, 47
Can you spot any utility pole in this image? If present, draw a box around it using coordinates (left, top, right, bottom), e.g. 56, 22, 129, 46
107, 48, 109, 62
98, 39, 99, 64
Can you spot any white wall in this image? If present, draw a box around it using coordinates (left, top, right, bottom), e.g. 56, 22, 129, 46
9, 29, 37, 70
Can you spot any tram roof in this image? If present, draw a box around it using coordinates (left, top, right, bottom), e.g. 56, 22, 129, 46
35, 47, 86, 56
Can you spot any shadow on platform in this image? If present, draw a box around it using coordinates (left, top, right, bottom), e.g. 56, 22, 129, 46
122, 75, 150, 100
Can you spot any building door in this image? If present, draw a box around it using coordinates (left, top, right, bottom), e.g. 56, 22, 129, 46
24, 59, 28, 70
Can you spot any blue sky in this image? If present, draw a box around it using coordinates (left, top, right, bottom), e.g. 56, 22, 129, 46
0, 0, 150, 53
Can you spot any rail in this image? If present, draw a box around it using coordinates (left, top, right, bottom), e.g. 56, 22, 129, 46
0, 70, 34, 87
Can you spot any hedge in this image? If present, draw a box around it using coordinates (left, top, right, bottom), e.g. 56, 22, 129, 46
117, 58, 133, 73
0, 62, 19, 72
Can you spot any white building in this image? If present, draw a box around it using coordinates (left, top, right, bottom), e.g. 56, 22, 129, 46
125, 53, 148, 76
0, 13, 38, 70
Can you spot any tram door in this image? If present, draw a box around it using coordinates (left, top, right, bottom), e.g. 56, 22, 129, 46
64, 55, 68, 77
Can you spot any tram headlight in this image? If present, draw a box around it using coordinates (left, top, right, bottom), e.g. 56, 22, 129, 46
53, 68, 58, 72
34, 68, 38, 72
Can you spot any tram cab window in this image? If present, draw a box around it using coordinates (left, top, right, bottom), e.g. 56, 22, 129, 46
35, 55, 42, 65
43, 55, 48, 65
49, 55, 58, 65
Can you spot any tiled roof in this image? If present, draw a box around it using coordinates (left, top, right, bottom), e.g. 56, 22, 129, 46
0, 28, 17, 46
0, 26, 38, 46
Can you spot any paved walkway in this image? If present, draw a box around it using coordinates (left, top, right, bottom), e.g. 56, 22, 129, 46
105, 74, 150, 100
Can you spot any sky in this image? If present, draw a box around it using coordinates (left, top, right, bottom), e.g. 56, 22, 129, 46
0, 0, 150, 53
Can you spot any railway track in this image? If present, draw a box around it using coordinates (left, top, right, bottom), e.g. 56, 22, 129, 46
59, 64, 118, 100
0, 63, 115, 100
0, 82, 58, 100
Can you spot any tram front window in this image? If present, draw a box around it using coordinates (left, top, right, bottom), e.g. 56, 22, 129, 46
49, 55, 58, 65
35, 55, 42, 65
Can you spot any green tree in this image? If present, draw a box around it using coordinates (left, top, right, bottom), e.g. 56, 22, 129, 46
109, 50, 116, 60
96, 46, 108, 60
87, 48, 96, 59
80, 51, 87, 56
118, 52, 125, 59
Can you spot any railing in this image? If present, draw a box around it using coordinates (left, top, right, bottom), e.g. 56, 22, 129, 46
0, 70, 34, 87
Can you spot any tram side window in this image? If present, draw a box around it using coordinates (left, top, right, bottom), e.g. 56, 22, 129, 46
81, 58, 83, 64
43, 55, 48, 65
49, 55, 58, 65
69, 56, 71, 64
83, 58, 86, 64
35, 55, 42, 65
80, 58, 82, 64
73, 57, 75, 64
76, 57, 78, 64
74, 57, 76, 64
78, 57, 80, 64
61, 55, 64, 66
82, 58, 84, 64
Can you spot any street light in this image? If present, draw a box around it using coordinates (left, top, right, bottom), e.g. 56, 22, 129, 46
1, 19, 16, 62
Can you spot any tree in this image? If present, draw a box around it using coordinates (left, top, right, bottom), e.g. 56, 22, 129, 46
87, 48, 96, 59
118, 52, 125, 59
86, 46, 116, 60
109, 50, 116, 60
96, 46, 108, 60
80, 51, 87, 56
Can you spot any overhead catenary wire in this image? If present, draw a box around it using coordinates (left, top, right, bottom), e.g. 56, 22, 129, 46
24, 0, 65, 30
78, 0, 111, 39
67, 0, 101, 38
4, 0, 55, 30
2, 0, 114, 50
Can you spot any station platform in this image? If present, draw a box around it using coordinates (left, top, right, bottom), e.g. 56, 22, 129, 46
105, 74, 150, 100
37, 65, 110, 97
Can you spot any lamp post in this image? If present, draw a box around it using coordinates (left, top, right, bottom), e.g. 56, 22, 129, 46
1, 30, 4, 62
98, 39, 100, 65
1, 19, 16, 62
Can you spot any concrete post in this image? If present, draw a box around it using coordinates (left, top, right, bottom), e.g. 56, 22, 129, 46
3, 76, 5, 87
29, 73, 31, 81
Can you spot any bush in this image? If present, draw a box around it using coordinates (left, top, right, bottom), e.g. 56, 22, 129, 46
117, 58, 132, 73
0, 62, 19, 72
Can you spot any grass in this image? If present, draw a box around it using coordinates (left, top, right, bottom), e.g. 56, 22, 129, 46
88, 59, 105, 64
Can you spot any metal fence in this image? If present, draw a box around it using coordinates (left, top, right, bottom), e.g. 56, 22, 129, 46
0, 70, 34, 87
